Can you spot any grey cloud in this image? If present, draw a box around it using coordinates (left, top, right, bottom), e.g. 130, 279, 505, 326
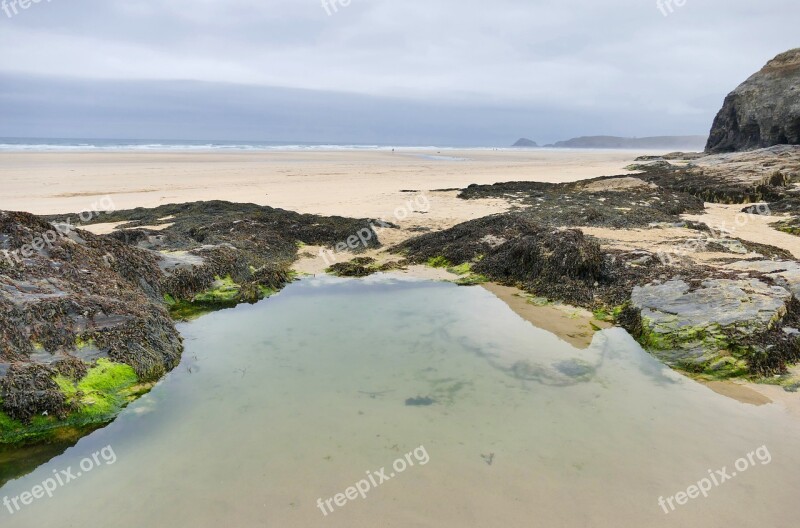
0, 0, 797, 143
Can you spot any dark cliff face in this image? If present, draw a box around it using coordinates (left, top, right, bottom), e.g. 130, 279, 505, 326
706, 48, 800, 153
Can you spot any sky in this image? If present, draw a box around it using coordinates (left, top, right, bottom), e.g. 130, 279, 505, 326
0, 0, 797, 145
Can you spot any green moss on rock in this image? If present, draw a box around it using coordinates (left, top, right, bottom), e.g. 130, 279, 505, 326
1, 360, 143, 447
427, 256, 452, 268
167, 275, 278, 321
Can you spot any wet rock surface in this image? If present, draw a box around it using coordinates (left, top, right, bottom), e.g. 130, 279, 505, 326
631, 279, 796, 376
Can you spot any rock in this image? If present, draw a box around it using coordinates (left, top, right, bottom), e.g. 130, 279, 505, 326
725, 260, 800, 299
631, 278, 792, 376
708, 238, 749, 255
638, 145, 800, 205
511, 138, 538, 147
457, 175, 705, 229
394, 215, 607, 305
706, 48, 800, 153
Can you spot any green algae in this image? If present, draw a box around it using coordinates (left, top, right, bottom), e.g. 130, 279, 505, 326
525, 295, 553, 307
637, 316, 752, 379
445, 262, 489, 286
168, 301, 220, 321
427, 256, 452, 268
1, 360, 144, 447
75, 336, 96, 349
258, 285, 278, 298
167, 275, 278, 321
448, 262, 473, 275
193, 276, 241, 303
0, 407, 20, 436
752, 371, 800, 391
73, 359, 139, 416
454, 274, 489, 286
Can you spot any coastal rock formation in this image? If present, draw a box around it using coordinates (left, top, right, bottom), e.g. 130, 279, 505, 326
395, 214, 637, 306
0, 211, 182, 379
511, 138, 538, 147
0, 211, 183, 441
706, 48, 800, 153
638, 145, 800, 204
458, 174, 705, 229
631, 279, 798, 377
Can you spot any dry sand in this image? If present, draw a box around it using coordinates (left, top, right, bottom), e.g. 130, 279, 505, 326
0, 149, 643, 219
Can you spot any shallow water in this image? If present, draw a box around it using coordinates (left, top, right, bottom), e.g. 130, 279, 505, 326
2, 275, 799, 527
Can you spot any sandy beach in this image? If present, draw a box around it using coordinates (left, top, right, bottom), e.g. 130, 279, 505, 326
0, 149, 646, 220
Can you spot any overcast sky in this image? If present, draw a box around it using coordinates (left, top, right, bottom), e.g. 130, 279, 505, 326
0, 0, 797, 145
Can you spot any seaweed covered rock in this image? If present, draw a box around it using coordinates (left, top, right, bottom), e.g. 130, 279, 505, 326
0, 364, 71, 422
638, 146, 800, 204
0, 211, 182, 379
56, 200, 384, 316
395, 215, 608, 305
327, 257, 409, 278
631, 278, 799, 377
395, 214, 535, 264
327, 257, 378, 277
474, 229, 604, 305
457, 174, 704, 228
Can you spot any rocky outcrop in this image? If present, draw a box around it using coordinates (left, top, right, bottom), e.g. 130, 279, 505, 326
631, 279, 798, 377
511, 138, 538, 147
637, 145, 800, 204
0, 211, 183, 382
394, 214, 655, 307
706, 48, 800, 153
